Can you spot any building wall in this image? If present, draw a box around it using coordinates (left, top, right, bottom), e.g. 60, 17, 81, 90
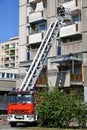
81, 0, 87, 87
47, 0, 56, 18
19, 0, 27, 62
0, 80, 16, 91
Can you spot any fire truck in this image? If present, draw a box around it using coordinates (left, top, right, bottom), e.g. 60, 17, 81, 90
7, 90, 38, 127
7, 19, 61, 127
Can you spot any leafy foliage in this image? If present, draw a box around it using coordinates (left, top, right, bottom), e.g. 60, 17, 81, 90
36, 88, 87, 128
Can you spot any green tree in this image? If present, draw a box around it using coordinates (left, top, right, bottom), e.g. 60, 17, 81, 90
36, 88, 87, 128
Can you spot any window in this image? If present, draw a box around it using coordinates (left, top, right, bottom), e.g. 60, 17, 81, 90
27, 36, 29, 44
2, 46, 4, 49
14, 74, 17, 79
57, 46, 61, 55
0, 73, 1, 78
7, 73, 9, 78
57, 40, 61, 55
9, 95, 33, 104
27, 51, 30, 61
72, 14, 81, 23
9, 73, 13, 79
2, 73, 5, 78
40, 24, 46, 31
10, 74, 13, 79
27, 0, 29, 3
27, 16, 29, 23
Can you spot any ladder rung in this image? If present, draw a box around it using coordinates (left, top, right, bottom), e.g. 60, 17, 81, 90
33, 74, 37, 77
37, 66, 42, 68
29, 83, 33, 85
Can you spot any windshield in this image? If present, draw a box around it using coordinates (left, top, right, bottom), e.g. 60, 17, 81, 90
9, 94, 33, 104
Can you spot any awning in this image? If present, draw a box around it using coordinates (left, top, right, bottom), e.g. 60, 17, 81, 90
50, 54, 82, 63
19, 60, 32, 67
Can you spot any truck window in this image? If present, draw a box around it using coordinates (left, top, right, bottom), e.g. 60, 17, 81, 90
9, 96, 17, 103
9, 94, 33, 104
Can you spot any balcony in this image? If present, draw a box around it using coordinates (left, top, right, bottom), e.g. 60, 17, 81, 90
29, 10, 47, 24
4, 60, 9, 64
48, 54, 83, 87
10, 53, 15, 57
60, 22, 81, 38
29, 0, 36, 3
5, 54, 9, 58
48, 70, 83, 88
29, 31, 46, 44
58, 71, 83, 87
61, 0, 81, 13
9, 46, 15, 50
4, 47, 9, 51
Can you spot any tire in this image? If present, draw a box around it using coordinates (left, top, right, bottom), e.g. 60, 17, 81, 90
10, 122, 17, 127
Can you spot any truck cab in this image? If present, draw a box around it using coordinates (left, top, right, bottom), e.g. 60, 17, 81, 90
7, 90, 37, 127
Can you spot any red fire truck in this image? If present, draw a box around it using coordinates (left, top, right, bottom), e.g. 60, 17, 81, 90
7, 90, 38, 127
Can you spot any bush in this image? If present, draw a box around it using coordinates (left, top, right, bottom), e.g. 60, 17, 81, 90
36, 88, 87, 128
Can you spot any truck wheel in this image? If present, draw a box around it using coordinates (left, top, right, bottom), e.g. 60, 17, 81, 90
10, 122, 17, 127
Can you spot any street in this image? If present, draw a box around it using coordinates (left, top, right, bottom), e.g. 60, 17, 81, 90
0, 115, 34, 130
0, 121, 36, 130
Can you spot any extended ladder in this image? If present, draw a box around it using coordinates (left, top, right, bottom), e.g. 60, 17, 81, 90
20, 19, 59, 91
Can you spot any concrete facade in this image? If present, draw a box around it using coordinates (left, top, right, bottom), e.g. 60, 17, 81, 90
18, 0, 87, 97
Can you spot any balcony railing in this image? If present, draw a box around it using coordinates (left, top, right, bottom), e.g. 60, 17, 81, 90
60, 22, 81, 37
29, 31, 46, 44
48, 70, 83, 87
29, 10, 47, 23
9, 46, 15, 50
29, 0, 36, 3
70, 73, 83, 82
61, 0, 81, 12
4, 47, 9, 51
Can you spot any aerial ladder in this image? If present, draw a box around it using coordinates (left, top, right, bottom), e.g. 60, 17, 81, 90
19, 19, 60, 91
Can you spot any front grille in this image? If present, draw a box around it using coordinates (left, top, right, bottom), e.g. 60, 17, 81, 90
11, 110, 28, 114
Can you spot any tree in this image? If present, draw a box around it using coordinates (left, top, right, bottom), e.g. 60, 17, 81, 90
36, 88, 87, 128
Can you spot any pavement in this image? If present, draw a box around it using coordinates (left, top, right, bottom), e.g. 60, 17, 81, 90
0, 114, 10, 129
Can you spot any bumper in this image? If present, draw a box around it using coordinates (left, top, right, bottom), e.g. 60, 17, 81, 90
7, 114, 37, 123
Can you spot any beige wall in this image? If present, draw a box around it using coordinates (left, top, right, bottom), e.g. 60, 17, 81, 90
19, 0, 27, 6
47, 0, 56, 18
82, 0, 87, 8
62, 41, 82, 55
19, 0, 27, 62
0, 80, 16, 91
19, 5, 27, 26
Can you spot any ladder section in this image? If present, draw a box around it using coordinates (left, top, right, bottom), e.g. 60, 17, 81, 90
20, 19, 59, 91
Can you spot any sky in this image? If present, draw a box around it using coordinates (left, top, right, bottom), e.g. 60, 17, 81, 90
0, 0, 19, 43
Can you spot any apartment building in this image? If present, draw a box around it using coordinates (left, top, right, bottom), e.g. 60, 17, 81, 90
18, 0, 87, 100
0, 37, 19, 68
0, 37, 19, 97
